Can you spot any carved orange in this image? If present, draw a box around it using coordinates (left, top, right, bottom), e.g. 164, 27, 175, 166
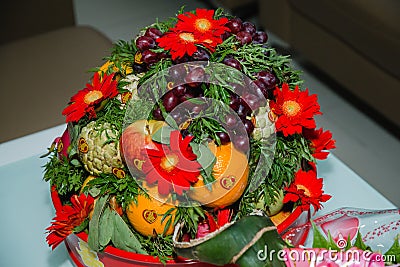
188, 142, 249, 208
126, 184, 178, 236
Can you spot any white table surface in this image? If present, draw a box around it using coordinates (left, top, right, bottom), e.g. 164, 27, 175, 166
0, 125, 397, 267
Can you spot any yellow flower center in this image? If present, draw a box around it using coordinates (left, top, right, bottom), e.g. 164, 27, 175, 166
282, 100, 301, 117
195, 18, 212, 32
296, 184, 311, 197
160, 154, 179, 172
84, 90, 103, 104
179, 32, 195, 43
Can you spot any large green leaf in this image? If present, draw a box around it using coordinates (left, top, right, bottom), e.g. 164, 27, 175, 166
173, 214, 287, 266
111, 209, 147, 254
88, 195, 110, 251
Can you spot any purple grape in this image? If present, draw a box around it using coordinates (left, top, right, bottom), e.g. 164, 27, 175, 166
141, 50, 158, 64
170, 111, 184, 125
158, 52, 168, 60
163, 90, 179, 112
144, 27, 163, 40
257, 70, 278, 89
225, 18, 243, 34
221, 31, 231, 41
229, 83, 245, 95
242, 119, 255, 135
172, 55, 190, 64
223, 57, 242, 71
191, 104, 203, 115
174, 85, 187, 96
169, 65, 187, 81
132, 63, 146, 73
216, 131, 230, 145
242, 93, 261, 110
236, 103, 250, 119
191, 47, 210, 61
233, 134, 249, 152
152, 106, 164, 120
229, 94, 241, 111
185, 67, 205, 87
236, 31, 252, 45
242, 21, 256, 35
225, 114, 238, 129
179, 91, 197, 103
253, 31, 268, 44
136, 36, 155, 51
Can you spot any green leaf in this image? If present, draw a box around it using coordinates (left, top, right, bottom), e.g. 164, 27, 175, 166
88, 195, 110, 251
327, 231, 340, 250
151, 125, 175, 145
111, 209, 147, 254
174, 214, 287, 267
345, 234, 352, 250
70, 159, 81, 167
190, 142, 216, 179
384, 235, 400, 264
73, 218, 89, 233
353, 230, 368, 251
99, 207, 114, 248
311, 222, 329, 249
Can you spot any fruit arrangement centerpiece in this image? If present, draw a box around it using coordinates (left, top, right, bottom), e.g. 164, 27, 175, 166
43, 7, 336, 266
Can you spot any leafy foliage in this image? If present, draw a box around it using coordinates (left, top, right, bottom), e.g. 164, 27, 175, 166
43, 153, 86, 199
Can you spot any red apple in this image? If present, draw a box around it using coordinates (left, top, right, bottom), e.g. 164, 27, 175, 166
120, 120, 165, 176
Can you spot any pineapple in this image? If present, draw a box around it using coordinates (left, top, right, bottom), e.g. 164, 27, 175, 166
251, 101, 276, 141
78, 121, 123, 175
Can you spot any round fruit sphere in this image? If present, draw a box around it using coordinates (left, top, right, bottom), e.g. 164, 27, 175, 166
236, 31, 252, 45
135, 36, 156, 51
120, 120, 165, 176
126, 184, 177, 236
188, 142, 249, 208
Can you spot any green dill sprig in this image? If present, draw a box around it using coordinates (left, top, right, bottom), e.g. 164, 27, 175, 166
136, 234, 175, 263
43, 153, 86, 198
173, 206, 206, 238
84, 172, 141, 210
270, 134, 314, 186
105, 39, 138, 76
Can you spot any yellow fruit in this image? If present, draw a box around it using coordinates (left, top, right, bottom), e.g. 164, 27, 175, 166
188, 142, 249, 208
126, 185, 177, 236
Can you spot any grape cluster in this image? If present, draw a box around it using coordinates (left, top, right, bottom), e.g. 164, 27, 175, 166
133, 27, 166, 72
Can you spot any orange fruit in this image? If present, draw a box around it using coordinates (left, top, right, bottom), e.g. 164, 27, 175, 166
126, 184, 177, 236
188, 142, 249, 208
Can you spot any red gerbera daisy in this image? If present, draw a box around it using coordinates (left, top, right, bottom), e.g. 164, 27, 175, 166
176, 8, 229, 38
303, 128, 336, 160
283, 168, 331, 211
142, 130, 201, 195
46, 193, 94, 249
62, 72, 118, 122
157, 30, 198, 60
157, 29, 222, 60
270, 83, 321, 137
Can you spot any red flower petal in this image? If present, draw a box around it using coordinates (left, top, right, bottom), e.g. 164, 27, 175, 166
270, 84, 321, 137
142, 130, 200, 195
62, 72, 118, 123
